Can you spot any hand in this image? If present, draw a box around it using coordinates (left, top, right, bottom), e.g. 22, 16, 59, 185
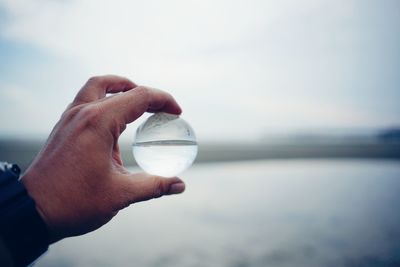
21, 75, 185, 243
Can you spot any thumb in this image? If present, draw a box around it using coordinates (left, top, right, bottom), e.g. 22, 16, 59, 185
119, 173, 185, 204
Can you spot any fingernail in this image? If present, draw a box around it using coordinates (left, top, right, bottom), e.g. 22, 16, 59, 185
168, 182, 185, 195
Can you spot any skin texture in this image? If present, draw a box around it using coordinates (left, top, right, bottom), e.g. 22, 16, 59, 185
21, 75, 185, 243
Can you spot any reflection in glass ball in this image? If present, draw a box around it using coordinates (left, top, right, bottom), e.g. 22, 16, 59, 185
132, 112, 198, 177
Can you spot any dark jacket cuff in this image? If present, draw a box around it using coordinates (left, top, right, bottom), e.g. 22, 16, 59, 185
0, 163, 50, 267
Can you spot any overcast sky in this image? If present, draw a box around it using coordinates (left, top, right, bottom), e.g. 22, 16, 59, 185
0, 0, 399, 142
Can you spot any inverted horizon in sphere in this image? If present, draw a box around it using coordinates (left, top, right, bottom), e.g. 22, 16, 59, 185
132, 113, 198, 177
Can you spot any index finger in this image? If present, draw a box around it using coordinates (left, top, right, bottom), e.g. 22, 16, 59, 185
101, 86, 182, 125
73, 75, 137, 104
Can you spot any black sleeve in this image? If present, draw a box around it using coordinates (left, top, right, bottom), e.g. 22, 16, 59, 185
0, 162, 50, 267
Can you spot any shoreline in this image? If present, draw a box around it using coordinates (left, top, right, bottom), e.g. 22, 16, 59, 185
1, 139, 399, 171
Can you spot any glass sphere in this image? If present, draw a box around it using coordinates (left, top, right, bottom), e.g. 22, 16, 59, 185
132, 112, 198, 177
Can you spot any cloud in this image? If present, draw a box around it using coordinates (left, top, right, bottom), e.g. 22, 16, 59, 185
1, 0, 399, 140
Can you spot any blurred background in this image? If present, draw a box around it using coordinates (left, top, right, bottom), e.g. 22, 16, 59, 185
1, 0, 400, 266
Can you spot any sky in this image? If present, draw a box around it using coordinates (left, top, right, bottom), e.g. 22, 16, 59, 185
0, 0, 399, 142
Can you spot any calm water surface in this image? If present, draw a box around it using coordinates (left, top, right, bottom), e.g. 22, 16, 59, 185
37, 159, 400, 267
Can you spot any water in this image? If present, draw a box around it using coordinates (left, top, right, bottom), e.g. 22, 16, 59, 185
132, 140, 198, 177
36, 159, 400, 267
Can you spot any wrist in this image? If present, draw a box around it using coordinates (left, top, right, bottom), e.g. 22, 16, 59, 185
20, 168, 60, 244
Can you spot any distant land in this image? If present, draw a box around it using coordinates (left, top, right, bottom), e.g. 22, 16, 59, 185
1, 128, 399, 171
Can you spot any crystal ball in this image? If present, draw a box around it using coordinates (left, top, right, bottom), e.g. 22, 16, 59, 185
132, 112, 198, 177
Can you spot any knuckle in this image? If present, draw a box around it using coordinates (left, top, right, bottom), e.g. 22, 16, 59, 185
134, 86, 150, 99
79, 105, 101, 120
152, 177, 166, 199
76, 105, 102, 128
61, 105, 82, 121
133, 86, 152, 110
87, 76, 103, 85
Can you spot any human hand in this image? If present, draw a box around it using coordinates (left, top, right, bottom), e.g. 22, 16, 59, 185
21, 75, 185, 243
